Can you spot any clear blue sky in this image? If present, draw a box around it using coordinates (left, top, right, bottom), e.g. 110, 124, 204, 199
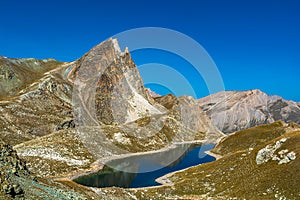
0, 0, 299, 101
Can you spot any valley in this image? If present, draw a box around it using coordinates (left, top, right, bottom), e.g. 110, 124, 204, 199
0, 38, 299, 199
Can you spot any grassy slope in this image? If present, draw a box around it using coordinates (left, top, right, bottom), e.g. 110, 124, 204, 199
14, 129, 95, 177
14, 114, 210, 178
211, 120, 294, 156
0, 58, 63, 100
126, 121, 300, 199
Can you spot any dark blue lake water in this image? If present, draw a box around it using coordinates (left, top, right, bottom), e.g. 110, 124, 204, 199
74, 143, 215, 188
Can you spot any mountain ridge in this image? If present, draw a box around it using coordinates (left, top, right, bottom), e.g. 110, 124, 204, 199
198, 89, 300, 133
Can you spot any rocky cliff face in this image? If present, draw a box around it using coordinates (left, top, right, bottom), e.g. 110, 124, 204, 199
155, 94, 223, 141
70, 39, 165, 126
198, 90, 300, 133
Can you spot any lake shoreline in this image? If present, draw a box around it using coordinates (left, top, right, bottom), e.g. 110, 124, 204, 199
152, 137, 225, 188
55, 139, 223, 191
153, 150, 222, 187
67, 140, 207, 181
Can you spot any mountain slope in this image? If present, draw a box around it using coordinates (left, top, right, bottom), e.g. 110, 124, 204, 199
198, 90, 300, 133
0, 56, 62, 99
0, 139, 96, 200
0, 61, 74, 145
0, 39, 223, 179
123, 121, 300, 199
1, 38, 299, 199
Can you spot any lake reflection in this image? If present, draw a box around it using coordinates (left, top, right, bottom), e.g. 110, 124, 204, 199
74, 143, 215, 188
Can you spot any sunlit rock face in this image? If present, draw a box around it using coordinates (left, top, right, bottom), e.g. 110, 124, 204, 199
146, 88, 161, 98
155, 94, 224, 141
198, 90, 300, 133
70, 39, 165, 126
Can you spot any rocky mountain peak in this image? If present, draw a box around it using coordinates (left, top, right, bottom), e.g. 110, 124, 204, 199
0, 38, 223, 147
198, 90, 300, 133
146, 88, 161, 98
70, 38, 165, 126
246, 89, 263, 94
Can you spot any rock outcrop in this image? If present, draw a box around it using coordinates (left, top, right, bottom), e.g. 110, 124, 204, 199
256, 137, 297, 165
198, 90, 300, 133
0, 139, 89, 199
256, 138, 288, 165
0, 139, 28, 198
70, 39, 165, 126
146, 88, 161, 98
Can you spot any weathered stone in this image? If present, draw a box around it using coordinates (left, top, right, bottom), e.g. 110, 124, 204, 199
198, 90, 300, 133
13, 184, 23, 195
287, 151, 296, 160
256, 138, 287, 165
56, 119, 76, 131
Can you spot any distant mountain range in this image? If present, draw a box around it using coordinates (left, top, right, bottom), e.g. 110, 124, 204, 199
198, 90, 300, 133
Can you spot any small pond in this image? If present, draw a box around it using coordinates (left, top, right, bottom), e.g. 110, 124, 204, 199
74, 143, 215, 188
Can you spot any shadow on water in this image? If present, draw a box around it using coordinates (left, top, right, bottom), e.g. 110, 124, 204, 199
74, 143, 215, 188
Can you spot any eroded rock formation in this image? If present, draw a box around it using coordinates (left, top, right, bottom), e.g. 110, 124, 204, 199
198, 90, 300, 133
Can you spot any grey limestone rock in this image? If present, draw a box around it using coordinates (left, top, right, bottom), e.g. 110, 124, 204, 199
198, 90, 300, 133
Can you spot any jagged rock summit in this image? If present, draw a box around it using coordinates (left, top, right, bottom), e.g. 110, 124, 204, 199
198, 89, 300, 133
70, 38, 165, 126
146, 88, 161, 98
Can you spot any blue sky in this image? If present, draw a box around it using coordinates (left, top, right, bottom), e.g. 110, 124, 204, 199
0, 0, 299, 101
